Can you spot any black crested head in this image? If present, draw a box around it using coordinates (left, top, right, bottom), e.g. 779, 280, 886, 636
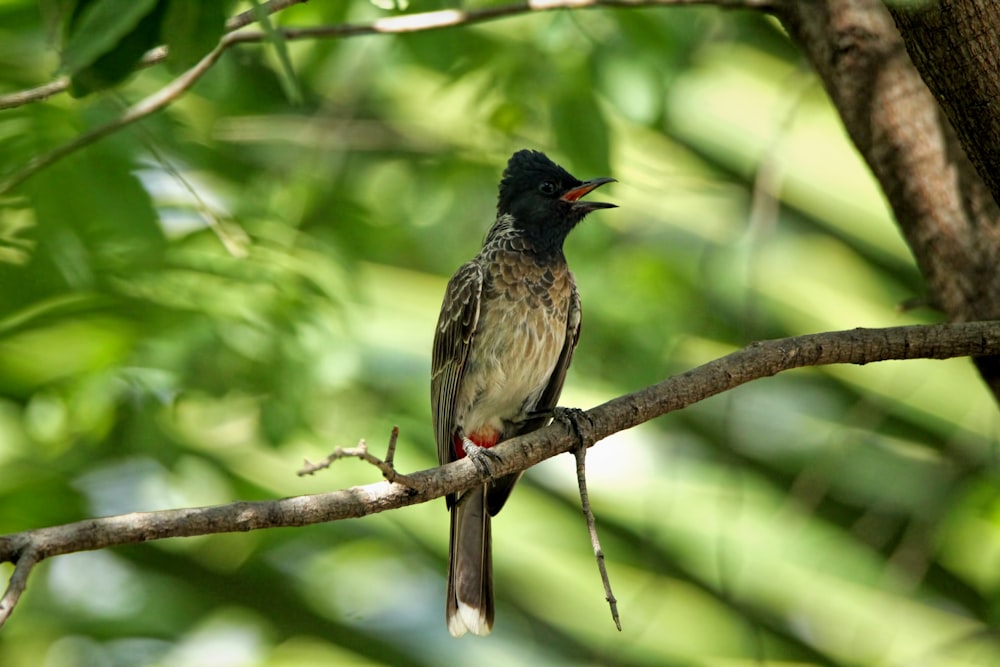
496, 149, 616, 250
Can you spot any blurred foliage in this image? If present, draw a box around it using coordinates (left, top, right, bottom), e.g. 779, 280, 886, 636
1, 1, 999, 666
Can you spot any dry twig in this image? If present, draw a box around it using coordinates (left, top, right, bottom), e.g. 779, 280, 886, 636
555, 407, 621, 629
574, 446, 621, 631
298, 426, 420, 488
0, 547, 39, 628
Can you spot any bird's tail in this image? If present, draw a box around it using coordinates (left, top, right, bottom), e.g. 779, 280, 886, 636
447, 485, 494, 637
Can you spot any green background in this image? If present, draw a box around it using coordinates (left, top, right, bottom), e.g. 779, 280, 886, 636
1, 1, 998, 665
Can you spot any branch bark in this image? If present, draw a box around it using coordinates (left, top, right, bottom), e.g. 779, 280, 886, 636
774, 0, 1000, 400
889, 2, 1000, 210
2, 320, 998, 627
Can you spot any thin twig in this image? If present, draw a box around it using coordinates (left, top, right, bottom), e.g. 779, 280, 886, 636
574, 445, 622, 631
384, 425, 403, 469
298, 426, 419, 488
297, 440, 372, 475
227, 0, 309, 31
245, 0, 779, 42
0, 547, 39, 629
0, 79, 70, 110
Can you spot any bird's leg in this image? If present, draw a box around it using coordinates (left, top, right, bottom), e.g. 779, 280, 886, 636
552, 407, 596, 451
457, 428, 501, 479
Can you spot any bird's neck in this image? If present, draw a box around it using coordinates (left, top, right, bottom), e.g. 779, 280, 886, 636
484, 213, 570, 262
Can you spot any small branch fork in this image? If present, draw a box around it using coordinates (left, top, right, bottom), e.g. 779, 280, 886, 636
2, 321, 1000, 629
297, 426, 420, 488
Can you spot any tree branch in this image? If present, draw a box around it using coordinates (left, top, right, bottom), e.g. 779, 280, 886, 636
773, 0, 1000, 400
889, 2, 1000, 210
0, 0, 779, 195
231, 0, 779, 42
2, 320, 998, 627
775, 0, 981, 321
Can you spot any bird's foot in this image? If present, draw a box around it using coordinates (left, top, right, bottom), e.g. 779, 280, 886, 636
552, 407, 595, 451
461, 438, 501, 480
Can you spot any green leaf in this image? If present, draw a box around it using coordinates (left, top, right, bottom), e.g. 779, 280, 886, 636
18, 139, 165, 298
61, 0, 160, 74
161, 0, 229, 74
67, 0, 168, 97
249, 0, 302, 105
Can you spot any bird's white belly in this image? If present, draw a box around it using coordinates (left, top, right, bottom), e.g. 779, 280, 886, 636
457, 301, 566, 438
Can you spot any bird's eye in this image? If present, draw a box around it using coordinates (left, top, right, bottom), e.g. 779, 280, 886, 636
538, 181, 558, 196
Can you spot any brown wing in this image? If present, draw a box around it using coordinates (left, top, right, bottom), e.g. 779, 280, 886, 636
431, 260, 484, 481
486, 279, 582, 516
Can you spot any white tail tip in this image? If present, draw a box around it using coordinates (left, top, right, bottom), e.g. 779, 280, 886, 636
448, 601, 492, 637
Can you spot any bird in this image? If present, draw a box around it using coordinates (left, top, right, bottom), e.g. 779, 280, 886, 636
431, 149, 616, 637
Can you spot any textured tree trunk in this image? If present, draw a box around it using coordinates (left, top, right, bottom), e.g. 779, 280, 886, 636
887, 1, 1000, 396
890, 2, 1000, 208
774, 0, 1000, 400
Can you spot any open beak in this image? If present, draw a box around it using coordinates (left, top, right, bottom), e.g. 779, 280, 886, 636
560, 177, 617, 210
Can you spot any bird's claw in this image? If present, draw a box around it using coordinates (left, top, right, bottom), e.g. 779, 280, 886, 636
462, 439, 501, 480
553, 407, 595, 451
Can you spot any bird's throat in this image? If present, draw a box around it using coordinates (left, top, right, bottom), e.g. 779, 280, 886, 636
523, 222, 576, 259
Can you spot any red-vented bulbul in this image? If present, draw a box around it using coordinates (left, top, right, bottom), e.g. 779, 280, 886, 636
431, 150, 615, 636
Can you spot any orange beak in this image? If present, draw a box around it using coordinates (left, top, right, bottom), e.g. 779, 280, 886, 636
560, 177, 617, 209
